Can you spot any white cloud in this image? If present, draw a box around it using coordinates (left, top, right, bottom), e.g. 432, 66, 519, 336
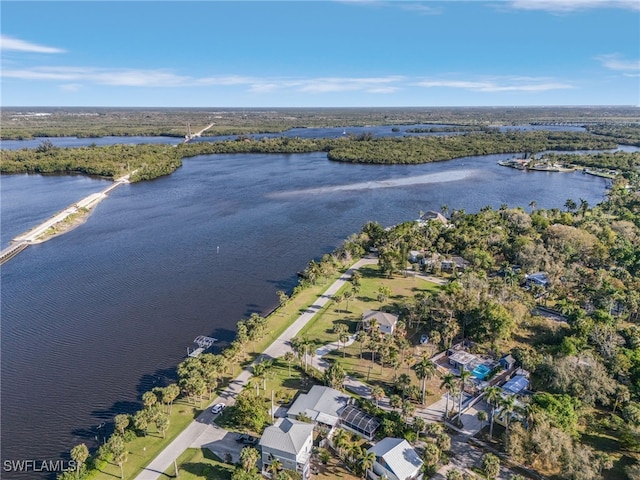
3, 65, 576, 96
596, 54, 640, 72
294, 76, 405, 93
2, 67, 192, 86
416, 77, 574, 92
2, 67, 404, 94
0, 35, 65, 54
507, 0, 640, 12
59, 83, 83, 92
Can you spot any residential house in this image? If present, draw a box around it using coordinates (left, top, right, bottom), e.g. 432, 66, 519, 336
417, 210, 448, 225
499, 354, 516, 372
259, 417, 314, 478
501, 375, 529, 395
525, 272, 550, 288
367, 437, 423, 480
361, 310, 398, 335
287, 385, 352, 429
441, 256, 470, 273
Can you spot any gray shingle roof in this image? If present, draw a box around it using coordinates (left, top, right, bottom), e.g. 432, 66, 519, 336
368, 437, 423, 480
259, 418, 314, 456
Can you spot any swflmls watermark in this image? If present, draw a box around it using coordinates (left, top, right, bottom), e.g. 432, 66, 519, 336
3, 459, 78, 473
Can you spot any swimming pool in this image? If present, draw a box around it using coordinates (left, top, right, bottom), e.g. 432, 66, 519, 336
472, 363, 492, 380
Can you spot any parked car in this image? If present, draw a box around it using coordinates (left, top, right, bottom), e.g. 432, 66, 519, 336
236, 433, 258, 445
211, 403, 226, 414
420, 334, 429, 345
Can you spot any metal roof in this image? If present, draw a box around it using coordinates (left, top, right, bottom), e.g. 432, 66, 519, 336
287, 386, 351, 426
259, 418, 314, 456
368, 437, 423, 480
502, 375, 529, 395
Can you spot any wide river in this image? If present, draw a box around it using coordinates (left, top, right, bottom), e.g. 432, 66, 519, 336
0, 127, 624, 478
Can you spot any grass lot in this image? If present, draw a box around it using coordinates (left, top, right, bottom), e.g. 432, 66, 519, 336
297, 264, 446, 403
161, 448, 234, 480
91, 399, 202, 480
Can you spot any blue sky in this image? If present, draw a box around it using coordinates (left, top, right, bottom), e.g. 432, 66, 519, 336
1, 1, 638, 107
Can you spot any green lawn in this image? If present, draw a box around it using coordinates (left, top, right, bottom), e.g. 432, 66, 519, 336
89, 261, 445, 480
161, 448, 235, 480
90, 399, 202, 480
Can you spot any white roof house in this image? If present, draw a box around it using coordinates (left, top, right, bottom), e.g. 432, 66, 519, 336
259, 418, 314, 478
287, 385, 352, 427
367, 437, 423, 480
362, 310, 399, 335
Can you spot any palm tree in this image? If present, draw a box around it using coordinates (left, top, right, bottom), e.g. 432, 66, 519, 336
397, 373, 412, 400
253, 362, 266, 394
389, 394, 402, 411
440, 373, 456, 419
456, 367, 473, 423
70, 443, 89, 479
414, 355, 436, 405
164, 383, 180, 414
355, 330, 368, 359
484, 386, 502, 439
155, 414, 169, 439
283, 351, 296, 378
402, 400, 416, 421
240, 446, 260, 472
499, 394, 516, 443
268, 458, 283, 477
476, 410, 488, 431
332, 428, 351, 459
339, 331, 350, 358
370, 385, 385, 408
108, 435, 127, 480
359, 449, 376, 479
114, 414, 129, 436
344, 288, 354, 312
564, 198, 577, 212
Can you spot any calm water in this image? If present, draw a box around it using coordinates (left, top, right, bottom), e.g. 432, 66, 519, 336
0, 145, 613, 478
0, 123, 587, 151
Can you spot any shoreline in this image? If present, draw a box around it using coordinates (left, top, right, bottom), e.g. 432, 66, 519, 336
3, 173, 131, 263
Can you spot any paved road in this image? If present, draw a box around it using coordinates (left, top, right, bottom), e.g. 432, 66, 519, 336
134, 257, 377, 480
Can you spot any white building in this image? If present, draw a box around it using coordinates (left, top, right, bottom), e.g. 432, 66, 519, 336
287, 385, 352, 429
259, 417, 314, 478
367, 437, 423, 480
362, 310, 398, 335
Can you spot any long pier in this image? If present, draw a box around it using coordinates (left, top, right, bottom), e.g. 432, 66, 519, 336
183, 122, 215, 143
0, 172, 133, 265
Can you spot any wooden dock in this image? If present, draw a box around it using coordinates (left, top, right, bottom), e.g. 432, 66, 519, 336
186, 335, 218, 357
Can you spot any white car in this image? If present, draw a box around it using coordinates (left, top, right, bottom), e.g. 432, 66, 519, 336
211, 403, 226, 414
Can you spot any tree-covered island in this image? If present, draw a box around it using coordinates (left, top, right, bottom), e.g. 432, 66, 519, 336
2, 129, 637, 182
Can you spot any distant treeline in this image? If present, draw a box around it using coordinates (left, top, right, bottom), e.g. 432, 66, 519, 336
545, 151, 640, 172
0, 131, 624, 182
326, 131, 618, 164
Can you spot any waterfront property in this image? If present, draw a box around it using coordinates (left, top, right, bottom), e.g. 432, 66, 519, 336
259, 418, 314, 478
361, 310, 399, 335
367, 437, 423, 480
287, 385, 352, 429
